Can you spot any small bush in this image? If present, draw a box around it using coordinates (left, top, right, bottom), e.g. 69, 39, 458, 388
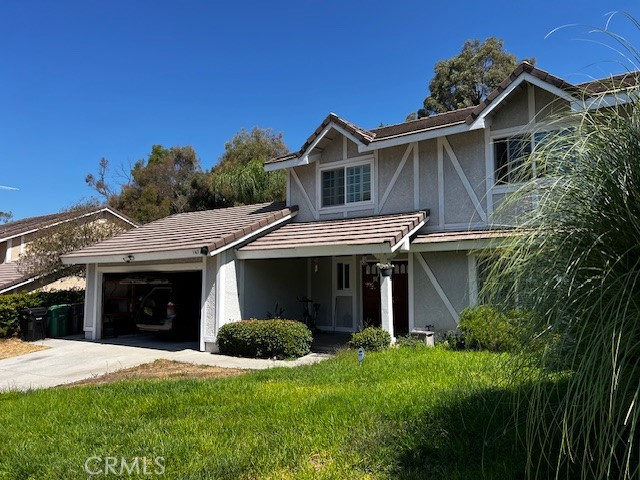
0, 289, 85, 338
436, 330, 466, 350
349, 327, 391, 352
395, 335, 428, 349
458, 305, 532, 352
217, 319, 312, 359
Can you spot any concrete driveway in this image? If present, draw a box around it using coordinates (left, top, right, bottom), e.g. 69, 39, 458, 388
0, 334, 329, 391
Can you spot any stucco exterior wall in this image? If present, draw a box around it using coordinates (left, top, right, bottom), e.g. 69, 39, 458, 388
418, 139, 439, 228
310, 257, 332, 329
412, 251, 469, 331
443, 130, 487, 225
535, 86, 570, 122
84, 263, 98, 339
291, 163, 317, 222
202, 255, 217, 345
491, 86, 529, 130
243, 258, 308, 321
377, 144, 414, 215
319, 133, 344, 164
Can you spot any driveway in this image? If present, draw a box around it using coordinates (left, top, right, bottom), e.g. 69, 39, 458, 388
0, 334, 329, 391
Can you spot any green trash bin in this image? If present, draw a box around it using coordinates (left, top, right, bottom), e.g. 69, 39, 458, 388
47, 304, 70, 338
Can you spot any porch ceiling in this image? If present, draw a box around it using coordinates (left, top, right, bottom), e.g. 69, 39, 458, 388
236, 211, 428, 259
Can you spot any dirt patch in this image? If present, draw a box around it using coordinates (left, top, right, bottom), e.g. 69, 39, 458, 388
65, 359, 247, 387
0, 338, 49, 360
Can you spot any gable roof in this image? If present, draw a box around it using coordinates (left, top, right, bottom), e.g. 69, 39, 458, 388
237, 210, 428, 259
62, 202, 298, 265
0, 206, 137, 243
266, 62, 640, 169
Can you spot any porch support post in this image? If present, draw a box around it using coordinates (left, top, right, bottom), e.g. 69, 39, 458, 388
375, 254, 395, 342
380, 273, 395, 341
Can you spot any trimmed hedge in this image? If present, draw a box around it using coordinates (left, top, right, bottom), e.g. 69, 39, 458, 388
349, 327, 391, 352
458, 305, 533, 352
217, 319, 312, 359
0, 289, 85, 338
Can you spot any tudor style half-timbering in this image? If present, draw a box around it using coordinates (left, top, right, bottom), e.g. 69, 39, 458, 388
64, 62, 640, 351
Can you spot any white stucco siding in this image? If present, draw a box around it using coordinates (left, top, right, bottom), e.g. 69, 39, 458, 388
220, 250, 242, 327
412, 251, 469, 331
243, 258, 308, 321
202, 255, 217, 344
83, 263, 98, 339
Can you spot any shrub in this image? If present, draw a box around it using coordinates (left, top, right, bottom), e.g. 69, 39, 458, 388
458, 305, 531, 352
349, 327, 391, 352
0, 289, 84, 338
436, 330, 466, 350
395, 334, 429, 349
217, 319, 312, 359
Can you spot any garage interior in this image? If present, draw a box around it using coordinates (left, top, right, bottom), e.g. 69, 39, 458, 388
101, 271, 202, 341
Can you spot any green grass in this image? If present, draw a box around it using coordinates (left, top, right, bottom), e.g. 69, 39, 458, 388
0, 348, 542, 479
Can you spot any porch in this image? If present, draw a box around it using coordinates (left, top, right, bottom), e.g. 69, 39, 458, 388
237, 210, 429, 339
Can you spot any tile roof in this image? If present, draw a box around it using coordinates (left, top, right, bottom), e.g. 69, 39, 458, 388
62, 202, 297, 263
267, 62, 640, 167
412, 229, 516, 245
0, 207, 136, 242
0, 262, 25, 293
238, 210, 428, 256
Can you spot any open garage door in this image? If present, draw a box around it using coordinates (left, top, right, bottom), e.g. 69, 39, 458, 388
102, 271, 202, 341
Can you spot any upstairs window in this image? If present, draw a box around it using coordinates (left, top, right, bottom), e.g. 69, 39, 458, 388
321, 163, 371, 208
494, 132, 551, 185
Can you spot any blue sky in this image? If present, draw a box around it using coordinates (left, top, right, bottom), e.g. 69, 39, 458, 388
2, 1, 640, 220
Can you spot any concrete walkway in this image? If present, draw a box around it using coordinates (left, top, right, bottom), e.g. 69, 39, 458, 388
0, 335, 330, 391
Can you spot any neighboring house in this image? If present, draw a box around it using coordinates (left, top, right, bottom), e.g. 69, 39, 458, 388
62, 62, 639, 352
0, 207, 137, 294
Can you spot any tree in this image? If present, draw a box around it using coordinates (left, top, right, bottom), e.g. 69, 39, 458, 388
211, 127, 288, 205
485, 85, 640, 478
0, 211, 12, 224
18, 202, 128, 280
87, 145, 203, 223
416, 37, 531, 118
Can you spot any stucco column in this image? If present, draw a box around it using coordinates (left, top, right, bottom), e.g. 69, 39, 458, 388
380, 272, 395, 341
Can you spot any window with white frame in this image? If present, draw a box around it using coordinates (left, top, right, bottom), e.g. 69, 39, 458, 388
321, 162, 371, 208
494, 132, 549, 185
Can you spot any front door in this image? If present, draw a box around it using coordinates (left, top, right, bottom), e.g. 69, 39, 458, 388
362, 261, 409, 335
333, 256, 356, 331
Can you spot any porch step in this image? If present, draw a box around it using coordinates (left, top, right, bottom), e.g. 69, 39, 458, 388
311, 332, 351, 354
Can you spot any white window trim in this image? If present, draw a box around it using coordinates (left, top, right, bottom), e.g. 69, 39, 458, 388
317, 157, 375, 212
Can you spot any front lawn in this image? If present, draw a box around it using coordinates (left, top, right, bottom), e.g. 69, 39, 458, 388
0, 348, 541, 479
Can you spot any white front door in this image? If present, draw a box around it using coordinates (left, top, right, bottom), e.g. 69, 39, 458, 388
332, 256, 356, 332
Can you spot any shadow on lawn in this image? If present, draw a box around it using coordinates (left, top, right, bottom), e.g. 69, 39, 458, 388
366, 380, 568, 480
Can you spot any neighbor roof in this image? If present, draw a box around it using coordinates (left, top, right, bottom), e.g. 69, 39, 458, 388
0, 262, 25, 294
237, 210, 428, 259
62, 202, 298, 264
266, 62, 640, 168
0, 206, 136, 243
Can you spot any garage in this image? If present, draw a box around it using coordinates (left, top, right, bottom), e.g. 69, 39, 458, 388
60, 202, 297, 351
102, 271, 202, 341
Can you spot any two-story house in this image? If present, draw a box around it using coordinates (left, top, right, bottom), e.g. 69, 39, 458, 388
62, 62, 638, 351
0, 206, 136, 294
